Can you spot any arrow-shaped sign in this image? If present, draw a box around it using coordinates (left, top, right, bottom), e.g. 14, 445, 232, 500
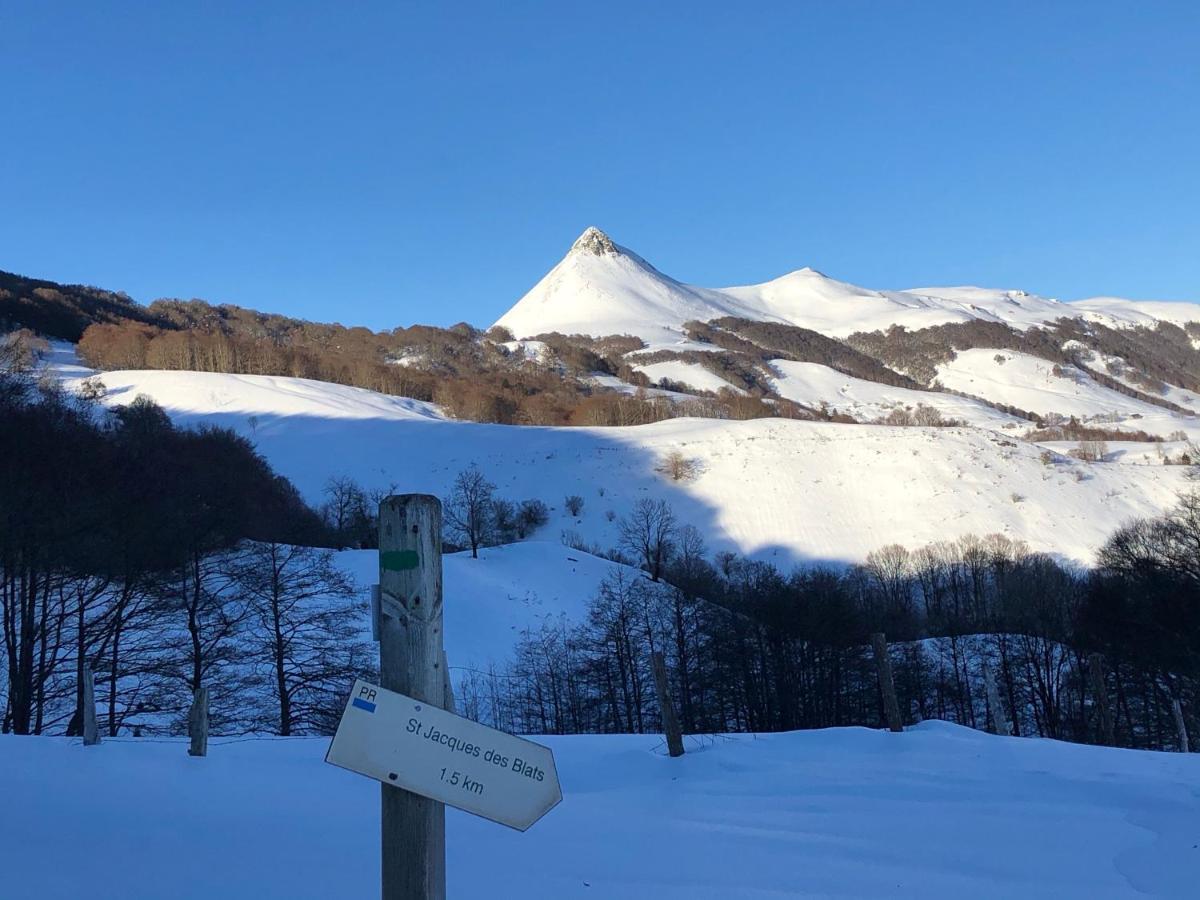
326, 680, 562, 831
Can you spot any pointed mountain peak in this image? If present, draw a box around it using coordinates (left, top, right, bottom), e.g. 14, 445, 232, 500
570, 226, 619, 258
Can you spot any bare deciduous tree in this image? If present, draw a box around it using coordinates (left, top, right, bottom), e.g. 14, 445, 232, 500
234, 542, 371, 735
445, 466, 496, 558
619, 499, 677, 582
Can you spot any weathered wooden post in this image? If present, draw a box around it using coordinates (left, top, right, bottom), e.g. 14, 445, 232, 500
1171, 697, 1189, 753
81, 662, 100, 746
441, 649, 455, 715
188, 687, 209, 757
651, 651, 685, 758
1088, 653, 1115, 746
378, 494, 446, 900
982, 663, 1012, 737
870, 633, 903, 733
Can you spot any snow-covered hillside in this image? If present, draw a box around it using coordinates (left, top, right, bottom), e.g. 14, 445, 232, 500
6, 722, 1197, 899
936, 350, 1200, 440
336, 542, 638, 671
87, 368, 444, 422
495, 227, 1200, 343
769, 360, 1022, 428
1072, 296, 1200, 329
633, 359, 744, 394
56, 353, 1190, 566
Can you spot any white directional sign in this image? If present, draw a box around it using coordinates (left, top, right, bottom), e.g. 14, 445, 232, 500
326, 680, 562, 831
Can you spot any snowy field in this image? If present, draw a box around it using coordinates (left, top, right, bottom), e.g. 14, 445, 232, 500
4, 722, 1196, 899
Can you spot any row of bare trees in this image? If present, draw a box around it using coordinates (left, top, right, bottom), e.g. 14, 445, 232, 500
464, 498, 1197, 752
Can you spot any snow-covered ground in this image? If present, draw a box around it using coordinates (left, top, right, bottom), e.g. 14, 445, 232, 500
82, 367, 444, 422
936, 349, 1200, 439
498, 339, 552, 363
337, 542, 629, 672
583, 372, 690, 400
1087, 350, 1200, 413
53, 349, 1190, 567
633, 359, 743, 394
4, 722, 1196, 899
1071, 296, 1200, 329
768, 360, 1023, 428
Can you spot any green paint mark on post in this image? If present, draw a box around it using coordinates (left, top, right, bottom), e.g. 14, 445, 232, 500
381, 550, 420, 572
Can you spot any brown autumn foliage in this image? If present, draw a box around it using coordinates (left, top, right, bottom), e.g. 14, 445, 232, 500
76, 316, 818, 428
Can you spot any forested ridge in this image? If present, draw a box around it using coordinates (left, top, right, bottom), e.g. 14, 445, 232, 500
5, 264, 1200, 433
0, 269, 166, 342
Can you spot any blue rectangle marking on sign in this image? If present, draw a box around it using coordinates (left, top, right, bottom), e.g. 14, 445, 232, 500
352, 697, 377, 713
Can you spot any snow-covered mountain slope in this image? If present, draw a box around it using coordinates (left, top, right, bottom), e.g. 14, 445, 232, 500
935, 350, 1200, 439
335, 542, 642, 671
6, 722, 1197, 899
59, 359, 1190, 566
769, 360, 1023, 428
724, 271, 1070, 337
494, 227, 764, 346
494, 228, 1200, 343
633, 359, 744, 394
86, 368, 443, 422
1089, 350, 1200, 413
1072, 296, 1200, 329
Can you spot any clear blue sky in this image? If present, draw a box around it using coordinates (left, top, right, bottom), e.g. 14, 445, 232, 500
2, 1, 1197, 330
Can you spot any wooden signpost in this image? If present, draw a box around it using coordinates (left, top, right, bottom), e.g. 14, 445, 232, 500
327, 494, 561, 900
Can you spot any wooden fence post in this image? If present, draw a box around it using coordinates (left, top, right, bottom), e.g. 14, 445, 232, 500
188, 687, 209, 757
651, 651, 685, 758
1171, 697, 1189, 753
378, 495, 446, 900
1088, 653, 1115, 746
81, 662, 100, 746
870, 633, 903, 733
982, 663, 1012, 737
